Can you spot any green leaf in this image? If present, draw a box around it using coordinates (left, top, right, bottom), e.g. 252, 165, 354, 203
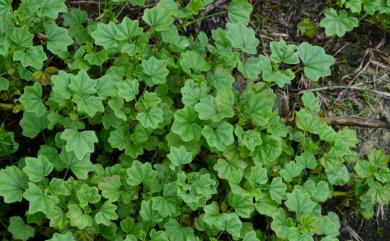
243, 231, 260, 241
116, 79, 139, 102
0, 0, 11, 15
240, 130, 262, 152
317, 212, 340, 237
0, 166, 28, 203
23, 182, 59, 215
76, 184, 101, 208
45, 23, 73, 57
303, 179, 331, 203
368, 149, 389, 168
172, 107, 202, 142
8, 216, 35, 241
228, 0, 253, 24
302, 92, 320, 113
0, 76, 9, 90
167, 146, 193, 170
256, 135, 282, 163
319, 8, 359, 37
195, 88, 234, 122
202, 122, 234, 151
140, 199, 163, 223
226, 23, 259, 54
271, 208, 299, 240
47, 232, 76, 241
279, 161, 303, 182
19, 82, 46, 117
270, 39, 299, 64
249, 163, 268, 186
214, 159, 243, 184
216, 213, 242, 237
151, 196, 178, 218
98, 175, 122, 202
297, 18, 317, 38
68, 70, 96, 95
164, 219, 195, 241
142, 7, 173, 31
142, 57, 169, 85
73, 95, 104, 117
296, 153, 317, 170
237, 57, 262, 81
115, 17, 143, 40
245, 88, 274, 126
254, 193, 278, 217
91, 21, 118, 48
298, 42, 335, 81
23, 155, 53, 182
285, 188, 316, 214
10, 26, 33, 48
228, 192, 254, 218
66, 204, 92, 229
136, 107, 164, 129
84, 51, 109, 65
13, 46, 47, 69
95, 201, 118, 226
20, 111, 49, 139
60, 129, 98, 160
39, 0, 67, 19
181, 79, 208, 107
126, 160, 156, 186
179, 50, 211, 75
269, 177, 287, 204
59, 151, 94, 179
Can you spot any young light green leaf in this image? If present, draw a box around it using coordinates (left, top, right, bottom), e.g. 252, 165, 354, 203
136, 107, 164, 129
19, 82, 46, 117
142, 57, 169, 85
91, 21, 118, 48
226, 23, 259, 54
228, 0, 253, 24
115, 17, 143, 40
298, 42, 335, 81
0, 166, 28, 203
142, 7, 173, 31
76, 184, 101, 208
116, 79, 139, 102
23, 155, 53, 182
167, 146, 193, 170
45, 23, 73, 57
285, 188, 316, 214
172, 107, 202, 142
319, 8, 359, 37
47, 232, 76, 241
302, 92, 321, 113
95, 201, 118, 226
228, 192, 254, 218
126, 160, 156, 186
269, 177, 287, 204
270, 39, 299, 64
216, 213, 242, 237
98, 175, 122, 202
23, 182, 59, 215
202, 122, 234, 151
66, 204, 92, 229
19, 111, 49, 139
214, 159, 243, 184
13, 46, 47, 69
179, 50, 211, 75
60, 129, 98, 160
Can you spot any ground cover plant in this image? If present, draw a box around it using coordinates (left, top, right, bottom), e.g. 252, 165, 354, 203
0, 0, 389, 241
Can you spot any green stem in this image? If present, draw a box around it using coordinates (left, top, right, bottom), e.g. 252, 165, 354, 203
0, 103, 13, 110
333, 191, 352, 197
182, 11, 227, 28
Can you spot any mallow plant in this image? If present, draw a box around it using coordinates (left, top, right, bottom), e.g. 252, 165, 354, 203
0, 0, 389, 241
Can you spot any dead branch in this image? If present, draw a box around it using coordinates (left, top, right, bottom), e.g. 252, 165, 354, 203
297, 86, 390, 98
324, 116, 390, 129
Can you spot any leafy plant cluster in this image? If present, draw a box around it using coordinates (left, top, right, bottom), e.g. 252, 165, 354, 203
0, 0, 389, 241
320, 0, 390, 37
